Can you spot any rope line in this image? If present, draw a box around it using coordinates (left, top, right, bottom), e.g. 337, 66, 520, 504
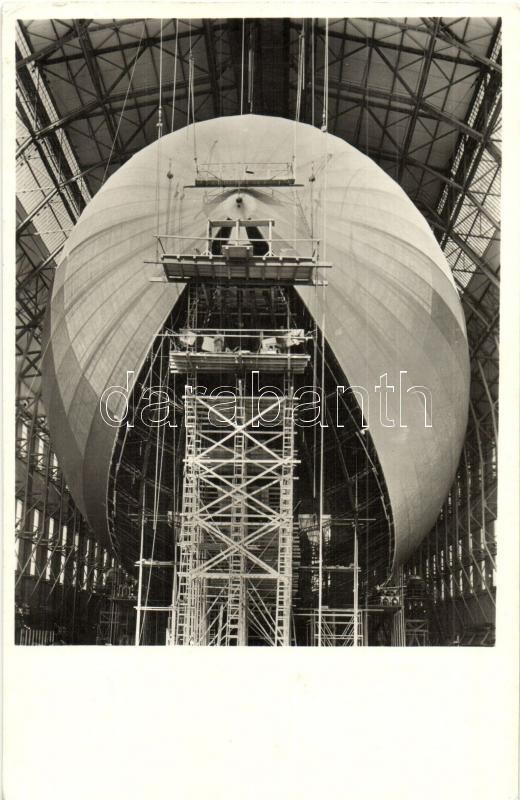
295, 21, 305, 122
186, 46, 198, 164
102, 22, 145, 185
158, 19, 163, 125
135, 482, 146, 644
248, 25, 255, 112
322, 18, 329, 132
154, 19, 164, 261
311, 18, 315, 126
140, 341, 167, 642
317, 297, 326, 646
170, 19, 178, 133
317, 30, 330, 643
240, 19, 245, 114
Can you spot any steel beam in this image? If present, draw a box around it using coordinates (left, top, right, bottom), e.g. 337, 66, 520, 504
41, 24, 207, 66
16, 19, 92, 68
421, 17, 502, 74
17, 78, 229, 156
203, 19, 221, 117
397, 19, 439, 183
316, 79, 492, 146
310, 21, 486, 68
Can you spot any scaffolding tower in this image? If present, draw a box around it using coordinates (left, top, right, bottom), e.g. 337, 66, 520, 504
296, 515, 363, 646
170, 365, 302, 645
139, 198, 337, 646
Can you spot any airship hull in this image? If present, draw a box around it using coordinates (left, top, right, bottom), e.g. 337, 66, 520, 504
41, 115, 470, 574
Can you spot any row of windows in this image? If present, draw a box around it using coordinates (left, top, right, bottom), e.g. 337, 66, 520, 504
423, 531, 491, 571
440, 453, 498, 517
425, 560, 495, 599
15, 500, 114, 589
17, 422, 59, 474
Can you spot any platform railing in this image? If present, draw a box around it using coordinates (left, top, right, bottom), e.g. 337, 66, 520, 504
166, 327, 309, 354
194, 160, 295, 185
156, 233, 321, 262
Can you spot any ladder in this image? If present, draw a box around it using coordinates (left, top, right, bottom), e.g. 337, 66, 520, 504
174, 381, 206, 644
274, 377, 295, 645
224, 379, 247, 645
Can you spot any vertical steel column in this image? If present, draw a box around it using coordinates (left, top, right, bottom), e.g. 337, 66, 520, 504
274, 377, 294, 646
225, 378, 247, 645
173, 380, 204, 644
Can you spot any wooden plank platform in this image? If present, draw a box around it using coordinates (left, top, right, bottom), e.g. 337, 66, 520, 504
169, 350, 310, 374
160, 255, 331, 285
188, 178, 301, 187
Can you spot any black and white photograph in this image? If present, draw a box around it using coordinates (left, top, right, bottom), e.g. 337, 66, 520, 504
2, 5, 519, 800
12, 15, 502, 647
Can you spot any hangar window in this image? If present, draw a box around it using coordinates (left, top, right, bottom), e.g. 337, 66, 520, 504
17, 421, 29, 460
45, 517, 55, 581
59, 525, 68, 584
15, 498, 23, 529
30, 509, 40, 576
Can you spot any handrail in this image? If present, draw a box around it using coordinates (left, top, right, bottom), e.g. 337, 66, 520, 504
156, 234, 319, 243
155, 233, 321, 260
193, 161, 296, 186
166, 328, 309, 337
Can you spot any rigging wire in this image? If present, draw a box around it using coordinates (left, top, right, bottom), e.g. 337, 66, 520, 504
170, 370, 178, 639
185, 37, 198, 168
185, 21, 198, 164
154, 19, 164, 262
165, 160, 174, 235
102, 22, 145, 186
317, 297, 326, 646
248, 24, 254, 112
170, 19, 179, 133
317, 20, 330, 644
292, 19, 307, 278
140, 343, 168, 641
158, 19, 164, 131
321, 18, 329, 132
135, 482, 146, 644
311, 18, 315, 127
295, 21, 305, 122
240, 19, 245, 114
190, 54, 197, 162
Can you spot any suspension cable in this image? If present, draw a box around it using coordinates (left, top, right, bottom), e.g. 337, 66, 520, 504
295, 21, 305, 122
157, 19, 164, 133
240, 19, 245, 114
311, 18, 315, 126
102, 22, 145, 185
135, 482, 146, 645
154, 19, 164, 261
321, 18, 329, 132
187, 49, 198, 165
170, 19, 179, 133
140, 340, 168, 642
248, 24, 254, 112
317, 44, 330, 644
317, 297, 326, 646
185, 20, 198, 163
171, 370, 178, 634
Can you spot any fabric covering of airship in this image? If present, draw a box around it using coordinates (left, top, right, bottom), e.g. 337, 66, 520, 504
41, 114, 470, 575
